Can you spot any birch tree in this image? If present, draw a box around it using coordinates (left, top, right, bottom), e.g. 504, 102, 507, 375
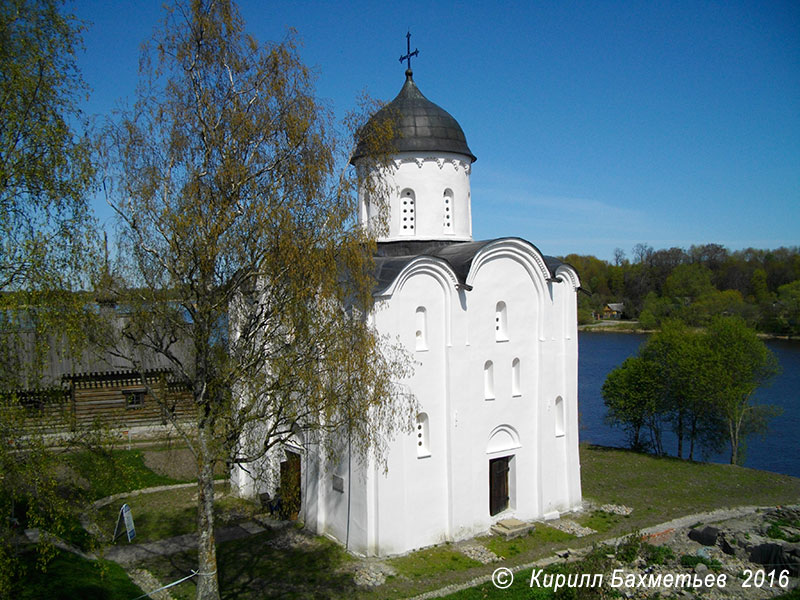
0, 1, 97, 593
99, 2, 410, 598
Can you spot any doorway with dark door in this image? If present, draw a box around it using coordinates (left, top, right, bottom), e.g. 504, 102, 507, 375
278, 450, 302, 520
489, 455, 511, 516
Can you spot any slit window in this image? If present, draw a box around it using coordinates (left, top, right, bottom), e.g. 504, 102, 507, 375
484, 361, 495, 400
443, 188, 454, 233
495, 301, 508, 341
401, 188, 416, 234
415, 306, 427, 351
416, 413, 430, 457
512, 358, 521, 397
555, 396, 565, 437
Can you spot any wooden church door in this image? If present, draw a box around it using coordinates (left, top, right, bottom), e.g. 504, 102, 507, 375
489, 456, 510, 516
278, 451, 302, 520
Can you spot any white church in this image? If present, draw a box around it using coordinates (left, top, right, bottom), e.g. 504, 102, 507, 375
233, 63, 582, 557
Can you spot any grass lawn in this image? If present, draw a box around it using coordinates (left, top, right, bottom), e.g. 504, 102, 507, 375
389, 545, 482, 578
581, 444, 800, 532
481, 523, 575, 559
27, 443, 800, 600
139, 528, 357, 600
95, 487, 197, 543
11, 549, 144, 600
94, 486, 261, 544
575, 509, 626, 533
131, 444, 798, 599
66, 447, 188, 500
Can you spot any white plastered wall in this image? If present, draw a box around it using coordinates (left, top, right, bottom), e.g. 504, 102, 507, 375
358, 152, 473, 242
324, 241, 582, 556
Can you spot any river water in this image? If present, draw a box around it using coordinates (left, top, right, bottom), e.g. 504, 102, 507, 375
578, 332, 800, 479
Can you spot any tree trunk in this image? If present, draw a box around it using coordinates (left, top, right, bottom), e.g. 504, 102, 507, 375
729, 420, 739, 466
676, 411, 684, 459
196, 423, 220, 600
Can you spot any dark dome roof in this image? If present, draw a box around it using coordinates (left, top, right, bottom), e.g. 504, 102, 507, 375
352, 70, 476, 163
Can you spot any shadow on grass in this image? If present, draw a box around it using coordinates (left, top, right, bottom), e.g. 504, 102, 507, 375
142, 528, 357, 600
12, 548, 144, 600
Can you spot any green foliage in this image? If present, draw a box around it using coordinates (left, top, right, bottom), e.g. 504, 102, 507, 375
0, 2, 100, 593
679, 554, 722, 570
569, 243, 800, 332
602, 355, 662, 452
704, 316, 781, 464
642, 542, 674, 565
10, 549, 143, 600
602, 316, 780, 463
775, 280, 800, 336
614, 535, 672, 566
0, 0, 96, 293
664, 263, 715, 299
66, 449, 183, 500
615, 534, 642, 563
766, 519, 800, 543
577, 510, 622, 533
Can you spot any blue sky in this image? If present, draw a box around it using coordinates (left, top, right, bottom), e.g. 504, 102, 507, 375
70, 0, 799, 262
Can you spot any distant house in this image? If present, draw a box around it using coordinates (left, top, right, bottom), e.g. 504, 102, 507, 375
603, 303, 624, 319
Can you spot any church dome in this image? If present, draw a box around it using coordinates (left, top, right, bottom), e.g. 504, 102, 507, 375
353, 70, 476, 163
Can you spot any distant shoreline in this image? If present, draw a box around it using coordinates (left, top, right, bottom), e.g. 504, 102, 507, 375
578, 321, 798, 341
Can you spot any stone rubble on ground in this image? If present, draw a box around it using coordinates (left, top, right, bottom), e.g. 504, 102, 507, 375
459, 544, 501, 564
601, 503, 634, 516
549, 518, 597, 537
608, 505, 800, 600
351, 560, 397, 587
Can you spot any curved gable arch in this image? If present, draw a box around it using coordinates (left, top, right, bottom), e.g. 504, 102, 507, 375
466, 239, 549, 340
378, 256, 457, 347
555, 264, 581, 292
487, 424, 521, 455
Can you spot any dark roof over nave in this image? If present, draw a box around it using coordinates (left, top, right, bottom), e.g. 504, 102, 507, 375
372, 239, 567, 293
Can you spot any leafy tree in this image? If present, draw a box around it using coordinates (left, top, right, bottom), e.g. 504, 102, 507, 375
664, 264, 714, 301
99, 2, 411, 598
602, 317, 778, 464
775, 280, 800, 337
0, 0, 95, 293
703, 316, 780, 464
0, 0, 97, 593
602, 355, 664, 453
639, 320, 723, 460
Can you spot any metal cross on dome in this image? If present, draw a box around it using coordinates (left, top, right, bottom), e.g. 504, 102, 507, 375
399, 31, 419, 71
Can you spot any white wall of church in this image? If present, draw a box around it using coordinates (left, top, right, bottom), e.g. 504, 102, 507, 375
358, 152, 473, 242
449, 252, 543, 536
316, 242, 583, 557
366, 265, 452, 555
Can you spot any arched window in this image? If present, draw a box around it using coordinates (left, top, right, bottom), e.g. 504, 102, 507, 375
484, 360, 495, 400
555, 396, 565, 437
415, 306, 427, 351
443, 188, 454, 233
416, 413, 430, 458
400, 188, 416, 234
511, 358, 521, 397
495, 301, 508, 341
